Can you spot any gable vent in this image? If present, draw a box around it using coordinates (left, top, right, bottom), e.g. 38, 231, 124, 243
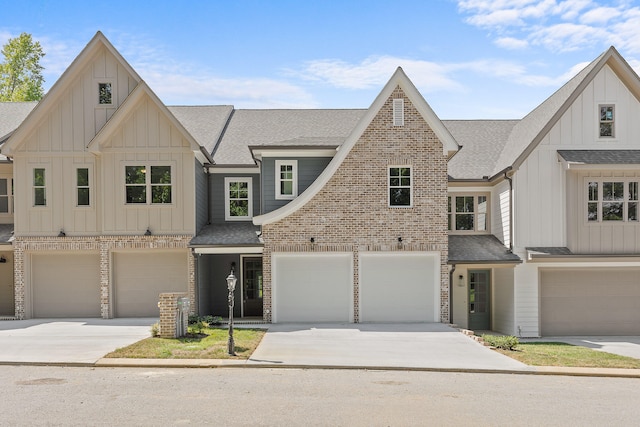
393, 98, 404, 126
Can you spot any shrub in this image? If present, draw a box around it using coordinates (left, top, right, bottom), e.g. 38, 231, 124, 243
190, 321, 205, 335
150, 322, 160, 337
188, 314, 200, 325
482, 334, 519, 351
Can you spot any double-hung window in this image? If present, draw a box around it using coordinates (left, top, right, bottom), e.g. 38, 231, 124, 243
33, 168, 46, 206
389, 166, 412, 207
448, 194, 488, 232
77, 168, 90, 206
125, 165, 172, 204
275, 160, 297, 200
599, 104, 615, 138
0, 178, 12, 213
587, 179, 638, 222
225, 177, 252, 220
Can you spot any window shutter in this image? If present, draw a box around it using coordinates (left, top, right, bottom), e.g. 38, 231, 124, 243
393, 99, 404, 126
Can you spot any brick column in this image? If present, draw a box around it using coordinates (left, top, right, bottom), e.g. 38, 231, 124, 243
158, 292, 189, 338
100, 241, 111, 319
13, 243, 25, 320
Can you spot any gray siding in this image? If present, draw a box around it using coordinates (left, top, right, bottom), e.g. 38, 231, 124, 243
262, 157, 332, 213
197, 254, 241, 317
210, 173, 260, 223
194, 159, 208, 232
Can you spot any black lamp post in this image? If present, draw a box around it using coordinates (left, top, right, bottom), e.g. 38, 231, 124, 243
226, 268, 237, 356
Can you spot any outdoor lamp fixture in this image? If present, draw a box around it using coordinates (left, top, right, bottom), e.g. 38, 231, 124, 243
58, 230, 66, 237
0, 256, 6, 263
144, 228, 152, 236
226, 268, 238, 356
310, 237, 315, 243
458, 274, 464, 287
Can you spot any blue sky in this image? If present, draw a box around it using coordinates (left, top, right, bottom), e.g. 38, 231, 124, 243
1, 0, 639, 119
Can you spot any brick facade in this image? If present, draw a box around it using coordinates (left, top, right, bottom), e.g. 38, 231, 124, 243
13, 235, 196, 319
261, 87, 449, 322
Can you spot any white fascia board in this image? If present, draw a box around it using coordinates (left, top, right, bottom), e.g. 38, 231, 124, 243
209, 167, 259, 174
252, 149, 337, 160
193, 246, 264, 254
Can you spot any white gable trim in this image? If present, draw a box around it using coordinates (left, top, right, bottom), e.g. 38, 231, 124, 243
253, 67, 459, 226
87, 82, 207, 160
1, 32, 141, 157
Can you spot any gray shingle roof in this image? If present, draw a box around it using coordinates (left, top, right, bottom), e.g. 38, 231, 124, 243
0, 102, 37, 141
448, 235, 521, 264
168, 106, 234, 156
445, 120, 518, 179
213, 109, 367, 165
190, 222, 262, 246
558, 150, 640, 164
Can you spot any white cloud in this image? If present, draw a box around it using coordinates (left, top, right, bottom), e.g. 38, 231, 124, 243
456, 0, 640, 56
495, 36, 529, 49
295, 56, 464, 93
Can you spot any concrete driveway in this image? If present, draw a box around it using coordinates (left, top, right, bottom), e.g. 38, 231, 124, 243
0, 318, 155, 364
248, 323, 530, 371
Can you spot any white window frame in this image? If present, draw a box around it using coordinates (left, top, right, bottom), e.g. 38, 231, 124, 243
97, 80, 115, 107
598, 104, 615, 138
393, 99, 404, 126
447, 193, 490, 233
225, 177, 253, 221
586, 178, 638, 223
124, 163, 174, 205
388, 166, 412, 207
275, 160, 298, 200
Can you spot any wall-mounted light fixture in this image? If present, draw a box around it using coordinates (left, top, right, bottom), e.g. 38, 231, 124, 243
458, 274, 465, 287
0, 256, 6, 263
58, 230, 66, 237
310, 237, 315, 243
144, 228, 152, 236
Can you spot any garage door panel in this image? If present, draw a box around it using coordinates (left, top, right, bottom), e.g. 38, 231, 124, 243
273, 253, 351, 322
360, 253, 438, 322
32, 253, 101, 318
114, 251, 188, 317
541, 268, 640, 336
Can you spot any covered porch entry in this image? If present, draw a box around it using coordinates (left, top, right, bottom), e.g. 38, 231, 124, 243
191, 223, 264, 319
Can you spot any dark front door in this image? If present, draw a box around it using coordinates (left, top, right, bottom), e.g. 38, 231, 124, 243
242, 257, 263, 317
468, 270, 490, 331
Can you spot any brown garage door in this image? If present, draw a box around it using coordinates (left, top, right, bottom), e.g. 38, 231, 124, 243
113, 251, 188, 317
32, 253, 101, 318
540, 268, 640, 335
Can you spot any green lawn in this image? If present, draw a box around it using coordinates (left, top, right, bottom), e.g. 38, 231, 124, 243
495, 342, 640, 369
105, 327, 265, 359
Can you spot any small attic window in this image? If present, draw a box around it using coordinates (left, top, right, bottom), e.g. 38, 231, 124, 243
98, 82, 112, 105
393, 98, 404, 126
599, 104, 615, 137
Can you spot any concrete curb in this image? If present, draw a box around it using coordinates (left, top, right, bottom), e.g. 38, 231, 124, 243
91, 358, 640, 378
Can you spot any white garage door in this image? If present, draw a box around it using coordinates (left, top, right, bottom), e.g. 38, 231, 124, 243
32, 253, 101, 318
114, 251, 188, 317
541, 268, 640, 335
359, 252, 439, 322
273, 253, 352, 322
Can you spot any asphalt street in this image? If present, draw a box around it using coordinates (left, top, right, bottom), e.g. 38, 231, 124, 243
2, 365, 639, 426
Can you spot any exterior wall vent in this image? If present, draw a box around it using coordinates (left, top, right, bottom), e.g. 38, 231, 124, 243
393, 98, 404, 126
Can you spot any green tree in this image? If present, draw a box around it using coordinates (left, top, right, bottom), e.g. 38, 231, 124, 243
0, 33, 45, 101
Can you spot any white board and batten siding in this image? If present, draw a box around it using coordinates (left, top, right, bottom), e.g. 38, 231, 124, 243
513, 64, 640, 252
12, 45, 138, 236
99, 96, 197, 235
